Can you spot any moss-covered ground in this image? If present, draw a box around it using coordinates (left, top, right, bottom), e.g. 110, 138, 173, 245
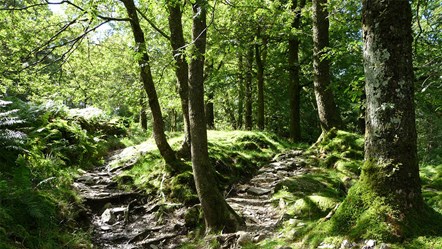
251, 129, 442, 249
117, 130, 296, 205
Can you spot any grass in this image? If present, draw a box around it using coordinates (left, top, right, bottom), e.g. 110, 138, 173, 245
119, 130, 295, 205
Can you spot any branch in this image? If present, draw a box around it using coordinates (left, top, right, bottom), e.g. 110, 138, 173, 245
1, 1, 130, 21
136, 7, 171, 40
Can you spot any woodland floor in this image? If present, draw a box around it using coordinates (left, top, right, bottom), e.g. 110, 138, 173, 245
73, 144, 310, 249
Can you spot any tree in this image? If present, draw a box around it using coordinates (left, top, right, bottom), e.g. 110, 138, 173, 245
245, 46, 254, 131
188, 0, 243, 232
121, 0, 177, 167
166, 0, 191, 158
255, 28, 267, 130
315, 0, 429, 241
362, 0, 423, 219
288, 0, 306, 141
312, 0, 342, 134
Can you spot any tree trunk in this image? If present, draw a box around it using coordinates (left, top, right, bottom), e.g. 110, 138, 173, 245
288, 0, 305, 141
139, 95, 148, 130
167, 1, 191, 158
362, 0, 423, 214
255, 31, 265, 130
245, 46, 254, 130
312, 0, 342, 133
320, 0, 427, 241
237, 53, 245, 129
121, 0, 176, 166
188, 0, 243, 233
205, 92, 215, 129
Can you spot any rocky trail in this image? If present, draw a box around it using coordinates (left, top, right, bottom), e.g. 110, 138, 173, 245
73, 148, 309, 248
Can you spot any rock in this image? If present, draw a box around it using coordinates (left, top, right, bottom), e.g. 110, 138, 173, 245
362, 239, 376, 249
318, 242, 335, 249
253, 233, 266, 242
77, 175, 95, 185
101, 209, 116, 224
339, 240, 356, 249
150, 245, 159, 249
237, 231, 252, 246
247, 186, 271, 196
379, 243, 390, 249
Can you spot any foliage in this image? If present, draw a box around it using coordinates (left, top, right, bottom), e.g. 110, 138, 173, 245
119, 130, 294, 204
0, 98, 127, 248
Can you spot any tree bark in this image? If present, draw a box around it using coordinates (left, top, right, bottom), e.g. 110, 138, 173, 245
312, 0, 342, 133
237, 53, 245, 129
245, 46, 254, 130
121, 0, 176, 166
205, 92, 215, 129
167, 1, 191, 158
288, 0, 305, 141
362, 0, 422, 212
188, 0, 243, 233
255, 30, 266, 130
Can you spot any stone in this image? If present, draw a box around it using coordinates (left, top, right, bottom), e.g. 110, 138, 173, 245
247, 186, 271, 196
101, 208, 116, 224
339, 240, 355, 249
237, 231, 252, 246
362, 239, 376, 249
379, 243, 390, 249
318, 242, 335, 249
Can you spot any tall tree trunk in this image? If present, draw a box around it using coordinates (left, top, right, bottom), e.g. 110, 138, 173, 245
288, 0, 305, 141
255, 30, 265, 130
188, 0, 243, 233
321, 0, 427, 241
237, 53, 245, 129
139, 93, 148, 130
312, 0, 342, 133
245, 46, 254, 130
167, 1, 191, 158
121, 0, 176, 166
205, 92, 215, 129
362, 0, 422, 213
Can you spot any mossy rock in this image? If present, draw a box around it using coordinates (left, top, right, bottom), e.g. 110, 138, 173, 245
167, 171, 199, 205
287, 195, 339, 218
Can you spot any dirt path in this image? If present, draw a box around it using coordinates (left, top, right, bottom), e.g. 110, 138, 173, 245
73, 148, 307, 248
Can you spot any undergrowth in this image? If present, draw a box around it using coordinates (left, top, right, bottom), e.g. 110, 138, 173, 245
257, 129, 442, 249
0, 97, 127, 248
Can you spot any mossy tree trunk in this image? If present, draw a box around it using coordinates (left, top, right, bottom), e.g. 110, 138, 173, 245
121, 0, 177, 167
288, 0, 305, 142
188, 0, 244, 233
362, 0, 423, 214
320, 0, 425, 241
312, 0, 342, 133
167, 0, 191, 159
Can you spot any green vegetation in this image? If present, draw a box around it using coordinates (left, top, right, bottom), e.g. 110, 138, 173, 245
0, 98, 127, 249
118, 131, 294, 204
250, 129, 442, 249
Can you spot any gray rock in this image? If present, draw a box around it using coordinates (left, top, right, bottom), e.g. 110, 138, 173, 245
362, 239, 376, 249
247, 186, 271, 195
237, 231, 252, 246
318, 242, 335, 249
101, 208, 116, 224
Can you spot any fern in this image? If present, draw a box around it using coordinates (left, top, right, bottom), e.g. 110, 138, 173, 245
0, 98, 27, 169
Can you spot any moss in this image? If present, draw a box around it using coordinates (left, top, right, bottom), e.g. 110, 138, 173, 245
166, 171, 199, 205
302, 178, 442, 248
